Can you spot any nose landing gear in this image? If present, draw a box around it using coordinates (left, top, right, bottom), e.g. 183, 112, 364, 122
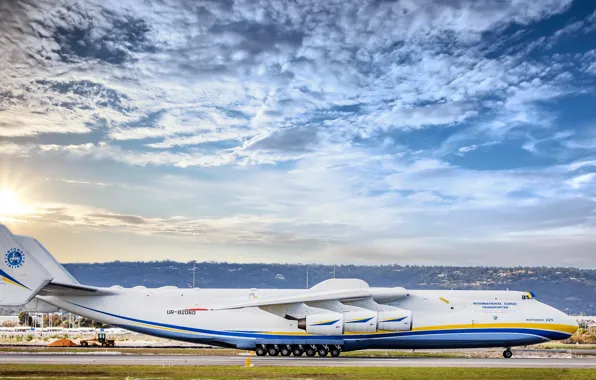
503, 348, 513, 359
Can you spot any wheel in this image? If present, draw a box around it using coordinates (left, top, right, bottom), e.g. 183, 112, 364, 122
268, 347, 279, 356
280, 347, 291, 356
108, 342, 115, 347
101, 342, 107, 347
330, 347, 341, 357
80, 341, 88, 347
317, 347, 328, 357
255, 347, 266, 356
305, 347, 316, 357
503, 349, 513, 359
292, 347, 303, 356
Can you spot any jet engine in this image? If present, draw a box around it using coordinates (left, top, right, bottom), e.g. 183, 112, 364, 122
343, 310, 378, 333
377, 309, 412, 331
300, 312, 344, 335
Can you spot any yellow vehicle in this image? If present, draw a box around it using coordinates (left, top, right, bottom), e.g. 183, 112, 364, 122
80, 332, 115, 347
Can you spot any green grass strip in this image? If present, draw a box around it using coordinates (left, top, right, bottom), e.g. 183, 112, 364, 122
0, 365, 595, 380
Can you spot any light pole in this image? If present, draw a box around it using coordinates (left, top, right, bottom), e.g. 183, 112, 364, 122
306, 266, 309, 289
189, 261, 197, 288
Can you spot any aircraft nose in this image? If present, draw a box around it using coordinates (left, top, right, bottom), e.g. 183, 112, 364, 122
567, 315, 579, 335
560, 312, 579, 336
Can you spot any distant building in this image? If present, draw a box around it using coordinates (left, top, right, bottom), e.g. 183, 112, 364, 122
0, 316, 19, 325
576, 316, 596, 328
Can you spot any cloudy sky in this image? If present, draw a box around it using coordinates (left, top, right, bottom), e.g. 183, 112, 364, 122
0, 0, 595, 267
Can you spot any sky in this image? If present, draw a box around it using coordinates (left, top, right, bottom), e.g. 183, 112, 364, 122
0, 0, 595, 267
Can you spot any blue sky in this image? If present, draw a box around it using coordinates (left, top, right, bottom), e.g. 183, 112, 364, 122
0, 0, 595, 267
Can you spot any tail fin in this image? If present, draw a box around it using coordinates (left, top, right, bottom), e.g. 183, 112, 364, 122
0, 224, 53, 306
15, 235, 79, 285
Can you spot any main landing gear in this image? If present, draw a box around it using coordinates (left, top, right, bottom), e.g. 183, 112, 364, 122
503, 348, 513, 359
255, 344, 342, 358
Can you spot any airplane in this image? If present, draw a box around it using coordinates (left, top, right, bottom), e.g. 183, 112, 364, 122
0, 224, 578, 358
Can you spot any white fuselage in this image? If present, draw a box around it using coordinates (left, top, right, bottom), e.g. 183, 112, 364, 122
40, 286, 578, 351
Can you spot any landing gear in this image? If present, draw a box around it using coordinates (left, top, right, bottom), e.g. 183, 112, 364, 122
259, 344, 341, 357
317, 346, 328, 357
329, 346, 341, 357
503, 348, 513, 359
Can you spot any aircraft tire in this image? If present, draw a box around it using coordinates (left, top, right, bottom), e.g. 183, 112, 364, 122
503, 349, 513, 359
255, 347, 266, 356
305, 347, 316, 357
317, 346, 328, 357
280, 346, 291, 356
268, 346, 280, 356
292, 347, 303, 356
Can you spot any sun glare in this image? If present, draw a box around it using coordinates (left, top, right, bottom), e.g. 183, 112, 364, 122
0, 189, 25, 216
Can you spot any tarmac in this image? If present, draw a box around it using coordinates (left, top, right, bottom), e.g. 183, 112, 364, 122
1, 354, 596, 368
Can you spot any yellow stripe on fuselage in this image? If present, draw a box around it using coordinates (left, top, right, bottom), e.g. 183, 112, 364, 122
412, 322, 578, 335
131, 321, 201, 335
1, 276, 27, 289
127, 320, 577, 338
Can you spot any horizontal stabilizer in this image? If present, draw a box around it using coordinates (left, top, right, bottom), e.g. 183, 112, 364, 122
39, 282, 114, 297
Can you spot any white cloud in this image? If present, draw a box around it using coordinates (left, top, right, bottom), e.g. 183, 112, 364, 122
0, 0, 583, 158
567, 173, 596, 189
0, 0, 595, 266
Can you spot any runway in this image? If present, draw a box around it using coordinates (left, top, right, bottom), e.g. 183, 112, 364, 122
1, 354, 596, 368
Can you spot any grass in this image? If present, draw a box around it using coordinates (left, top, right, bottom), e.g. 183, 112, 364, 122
0, 365, 595, 380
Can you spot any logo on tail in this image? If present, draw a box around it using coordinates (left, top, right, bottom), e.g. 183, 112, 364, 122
5, 248, 25, 269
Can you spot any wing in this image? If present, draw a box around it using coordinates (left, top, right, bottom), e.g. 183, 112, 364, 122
210, 286, 408, 310
210, 289, 372, 310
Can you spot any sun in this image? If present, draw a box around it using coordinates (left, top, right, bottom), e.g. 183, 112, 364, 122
0, 189, 25, 216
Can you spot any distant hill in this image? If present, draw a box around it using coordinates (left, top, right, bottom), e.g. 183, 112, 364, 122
57, 261, 596, 316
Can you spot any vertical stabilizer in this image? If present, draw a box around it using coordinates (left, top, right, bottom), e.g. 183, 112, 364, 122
15, 235, 79, 285
0, 225, 53, 306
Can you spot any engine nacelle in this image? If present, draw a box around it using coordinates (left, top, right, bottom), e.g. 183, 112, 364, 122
304, 313, 344, 335
377, 309, 412, 331
343, 310, 378, 333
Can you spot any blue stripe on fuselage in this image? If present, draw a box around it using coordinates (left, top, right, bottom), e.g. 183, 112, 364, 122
65, 301, 572, 341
